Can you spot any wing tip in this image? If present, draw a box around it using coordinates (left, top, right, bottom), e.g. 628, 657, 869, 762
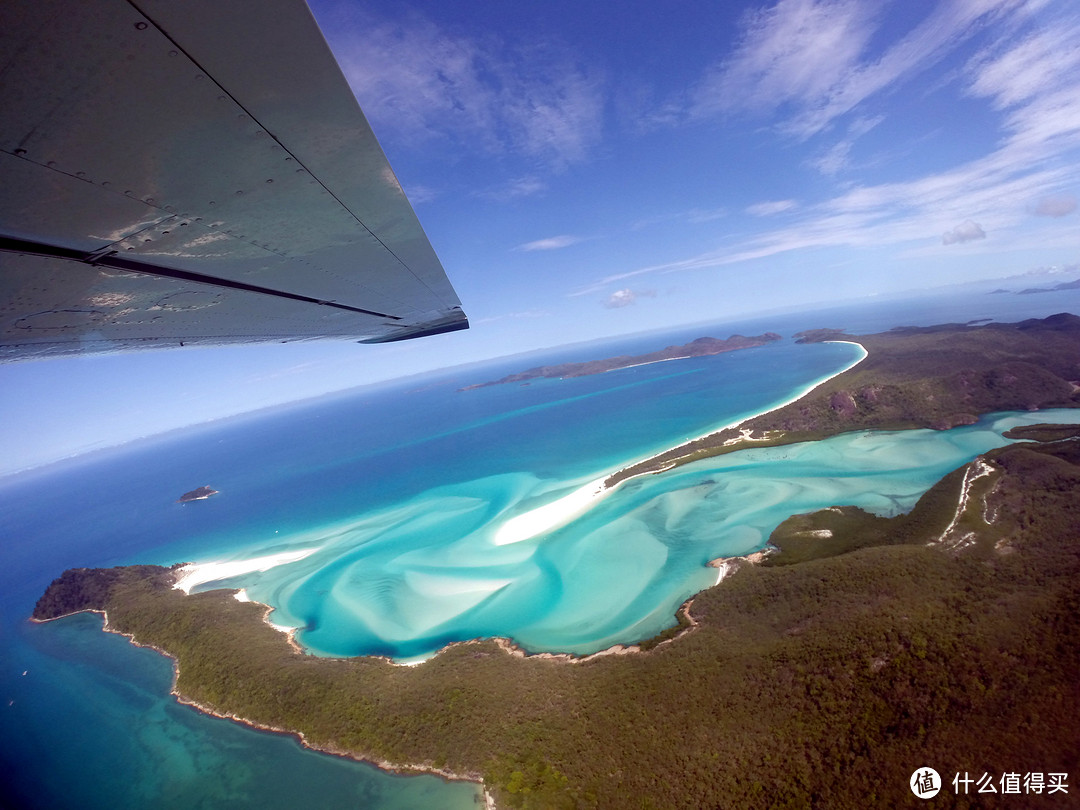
359, 310, 469, 343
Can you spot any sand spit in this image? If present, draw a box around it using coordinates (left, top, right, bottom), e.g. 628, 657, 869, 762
172, 548, 319, 594
603, 340, 868, 488
492, 476, 608, 545
489, 340, 868, 549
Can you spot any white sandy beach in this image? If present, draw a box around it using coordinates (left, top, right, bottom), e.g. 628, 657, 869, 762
491, 340, 868, 549
173, 548, 319, 594
605, 339, 868, 485
492, 477, 609, 545
231, 588, 305, 638
606, 355, 689, 372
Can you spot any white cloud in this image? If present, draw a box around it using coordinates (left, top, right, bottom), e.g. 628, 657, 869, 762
810, 115, 884, 175
515, 235, 582, 252
942, 220, 987, 244
476, 176, 548, 202
691, 0, 1037, 140
692, 0, 876, 121
687, 207, 729, 224
327, 9, 604, 167
631, 207, 727, 231
746, 199, 798, 216
403, 184, 438, 205
473, 309, 550, 325
966, 19, 1080, 110
1035, 194, 1078, 217
604, 288, 655, 308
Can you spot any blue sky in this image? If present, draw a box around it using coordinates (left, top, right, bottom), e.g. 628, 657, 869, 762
3, 0, 1080, 474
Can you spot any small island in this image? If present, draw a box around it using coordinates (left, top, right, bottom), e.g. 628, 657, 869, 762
460, 332, 781, 390
177, 485, 219, 503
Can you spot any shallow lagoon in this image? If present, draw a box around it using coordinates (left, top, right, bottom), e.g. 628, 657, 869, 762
222, 409, 1080, 660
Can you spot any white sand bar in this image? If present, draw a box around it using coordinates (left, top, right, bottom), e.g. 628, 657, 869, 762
492, 342, 868, 548
173, 548, 319, 594
493, 477, 608, 546
605, 341, 868, 487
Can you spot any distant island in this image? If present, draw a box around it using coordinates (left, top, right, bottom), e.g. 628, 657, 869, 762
986, 276, 1080, 295
1018, 277, 1080, 294
459, 333, 781, 390
32, 313, 1080, 809
606, 312, 1080, 486
177, 485, 219, 503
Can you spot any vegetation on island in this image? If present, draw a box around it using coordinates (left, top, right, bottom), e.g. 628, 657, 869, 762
606, 312, 1080, 486
34, 433, 1080, 809
460, 333, 781, 390
1002, 422, 1080, 442
177, 485, 219, 502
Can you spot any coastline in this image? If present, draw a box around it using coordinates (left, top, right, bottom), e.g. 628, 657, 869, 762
29, 541, 776, 807
32, 604, 495, 806
486, 339, 868, 550
173, 548, 320, 594
32, 579, 708, 809
600, 339, 868, 489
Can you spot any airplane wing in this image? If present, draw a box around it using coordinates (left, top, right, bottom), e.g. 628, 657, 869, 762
0, 0, 468, 361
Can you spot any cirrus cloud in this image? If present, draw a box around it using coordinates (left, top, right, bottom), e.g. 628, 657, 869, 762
323, 5, 605, 168
516, 235, 583, 252
747, 199, 799, 216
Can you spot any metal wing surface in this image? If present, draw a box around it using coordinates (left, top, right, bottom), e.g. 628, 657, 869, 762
0, 0, 468, 360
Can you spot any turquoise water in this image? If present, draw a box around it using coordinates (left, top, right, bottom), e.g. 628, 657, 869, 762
3, 613, 477, 810
3, 295, 1079, 808
200, 408, 1079, 660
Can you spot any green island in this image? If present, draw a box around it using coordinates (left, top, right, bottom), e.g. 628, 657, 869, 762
459, 332, 781, 390
606, 312, 1080, 486
33, 314, 1080, 809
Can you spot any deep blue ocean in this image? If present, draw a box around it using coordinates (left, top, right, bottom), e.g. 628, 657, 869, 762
2, 289, 1078, 809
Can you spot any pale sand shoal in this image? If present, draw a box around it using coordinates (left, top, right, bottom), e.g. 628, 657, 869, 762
603, 339, 868, 487
491, 477, 608, 545
173, 548, 319, 594
490, 340, 867, 547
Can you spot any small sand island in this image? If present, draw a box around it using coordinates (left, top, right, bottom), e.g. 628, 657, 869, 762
177, 485, 219, 503
459, 332, 781, 390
